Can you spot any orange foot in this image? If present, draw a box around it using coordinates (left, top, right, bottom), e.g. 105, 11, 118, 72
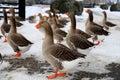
47, 73, 57, 79
94, 41, 100, 45
58, 72, 67, 77
14, 52, 21, 57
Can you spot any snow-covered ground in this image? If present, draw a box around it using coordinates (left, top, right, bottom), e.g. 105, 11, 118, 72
0, 5, 120, 80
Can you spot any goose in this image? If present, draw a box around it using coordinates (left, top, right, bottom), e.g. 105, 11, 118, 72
1, 9, 11, 42
57, 15, 69, 25
37, 13, 48, 21
66, 12, 91, 39
53, 9, 68, 26
8, 7, 23, 27
7, 16, 33, 57
85, 9, 109, 44
35, 16, 67, 43
35, 21, 86, 79
102, 11, 116, 30
26, 14, 36, 23
50, 16, 67, 43
52, 9, 65, 28
45, 10, 53, 24
66, 12, 94, 51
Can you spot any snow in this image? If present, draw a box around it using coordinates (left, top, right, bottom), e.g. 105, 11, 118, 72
0, 5, 120, 80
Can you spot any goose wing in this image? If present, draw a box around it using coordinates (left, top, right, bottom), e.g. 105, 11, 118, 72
10, 33, 33, 46
105, 21, 116, 27
68, 34, 94, 49
91, 23, 109, 35
49, 44, 86, 61
56, 29, 67, 37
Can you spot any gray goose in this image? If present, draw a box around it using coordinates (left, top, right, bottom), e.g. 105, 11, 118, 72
35, 21, 86, 79
66, 12, 91, 39
26, 14, 36, 23
1, 9, 11, 42
7, 16, 33, 57
8, 7, 23, 27
85, 9, 109, 44
57, 15, 69, 25
50, 16, 67, 43
37, 13, 48, 21
45, 10, 53, 23
52, 9, 65, 28
53, 9, 68, 26
102, 11, 116, 30
66, 12, 94, 51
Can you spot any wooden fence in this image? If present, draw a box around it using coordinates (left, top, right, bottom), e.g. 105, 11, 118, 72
0, 0, 25, 20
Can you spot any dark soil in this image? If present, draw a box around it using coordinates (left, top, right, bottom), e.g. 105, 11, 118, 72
1, 56, 120, 80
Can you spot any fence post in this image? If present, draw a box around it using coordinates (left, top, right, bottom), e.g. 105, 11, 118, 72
19, 0, 25, 20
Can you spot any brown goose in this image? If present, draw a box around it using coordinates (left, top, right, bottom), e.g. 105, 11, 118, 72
1, 9, 11, 42
102, 11, 116, 30
8, 7, 23, 27
35, 21, 86, 79
66, 12, 94, 51
66, 12, 91, 39
50, 16, 67, 43
7, 16, 33, 57
85, 9, 109, 44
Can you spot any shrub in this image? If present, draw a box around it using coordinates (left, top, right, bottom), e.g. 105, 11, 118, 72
50, 0, 83, 15
100, 4, 108, 10
110, 4, 117, 11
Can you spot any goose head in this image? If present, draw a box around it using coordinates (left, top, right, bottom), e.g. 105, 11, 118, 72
65, 12, 75, 19
37, 13, 42, 19
8, 7, 14, 13
45, 10, 52, 17
85, 9, 91, 13
85, 9, 93, 22
35, 21, 45, 33
35, 21, 54, 40
37, 13, 42, 17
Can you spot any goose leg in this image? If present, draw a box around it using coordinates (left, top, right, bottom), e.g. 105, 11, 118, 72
93, 40, 100, 45
58, 71, 67, 77
47, 68, 58, 79
14, 52, 21, 57
47, 68, 67, 79
92, 35, 100, 45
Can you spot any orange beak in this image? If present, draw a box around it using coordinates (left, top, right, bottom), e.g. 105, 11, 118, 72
35, 23, 41, 29
85, 9, 90, 13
